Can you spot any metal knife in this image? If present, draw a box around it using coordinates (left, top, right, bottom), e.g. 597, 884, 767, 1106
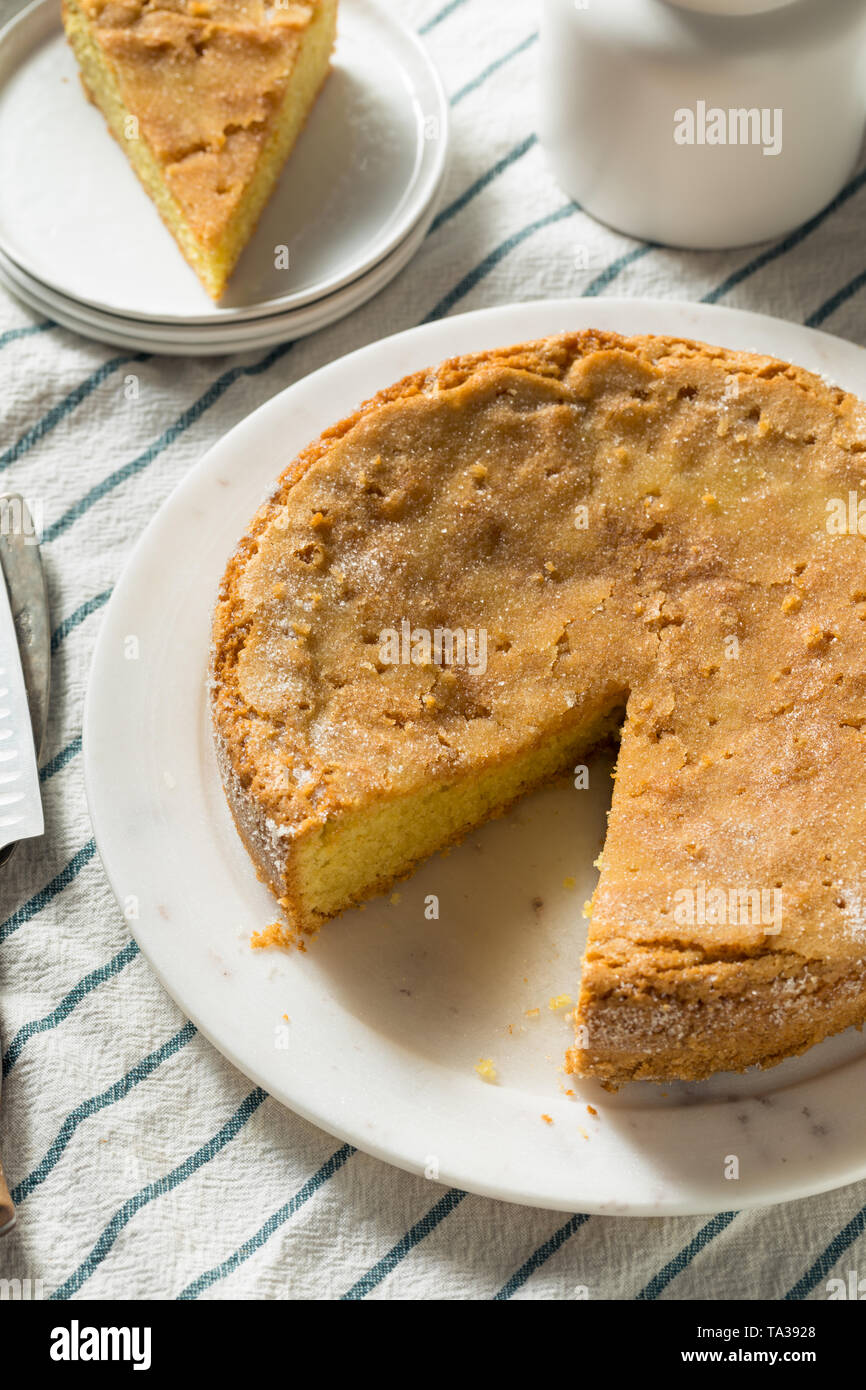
0, 494, 50, 1236
0, 495, 49, 859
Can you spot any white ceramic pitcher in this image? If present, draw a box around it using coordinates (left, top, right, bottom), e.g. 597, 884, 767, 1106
538, 0, 866, 248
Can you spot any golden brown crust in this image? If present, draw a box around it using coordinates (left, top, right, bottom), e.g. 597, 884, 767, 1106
69, 0, 316, 230
211, 329, 866, 1085
63, 0, 336, 295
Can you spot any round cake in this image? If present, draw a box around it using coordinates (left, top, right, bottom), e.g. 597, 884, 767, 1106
212, 330, 866, 1086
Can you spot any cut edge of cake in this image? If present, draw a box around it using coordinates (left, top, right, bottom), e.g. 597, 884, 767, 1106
214, 701, 626, 932
567, 966, 866, 1088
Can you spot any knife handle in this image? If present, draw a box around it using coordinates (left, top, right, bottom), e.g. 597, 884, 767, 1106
0, 1153, 15, 1235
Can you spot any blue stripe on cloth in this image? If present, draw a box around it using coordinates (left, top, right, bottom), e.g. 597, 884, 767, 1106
423, 202, 581, 323
0, 839, 97, 945
805, 266, 866, 328
177, 1143, 357, 1299
0, 354, 146, 472
703, 165, 866, 305
50, 1086, 268, 1299
43, 341, 295, 545
636, 1212, 739, 1300
429, 134, 538, 237
786, 1206, 866, 1300
341, 1188, 467, 1299
12, 1021, 197, 1205
451, 32, 538, 107
493, 1213, 590, 1299
2, 939, 139, 1077
51, 589, 112, 653
39, 734, 82, 783
419, 0, 469, 35
0, 322, 54, 350
584, 244, 654, 297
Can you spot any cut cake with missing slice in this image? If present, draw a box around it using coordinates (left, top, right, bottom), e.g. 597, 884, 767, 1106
211, 330, 866, 1087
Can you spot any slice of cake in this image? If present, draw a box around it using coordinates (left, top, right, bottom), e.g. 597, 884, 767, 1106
62, 0, 338, 299
211, 330, 866, 1085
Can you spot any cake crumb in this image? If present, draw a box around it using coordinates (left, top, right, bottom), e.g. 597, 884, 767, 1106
541, 1113, 553, 1125
250, 921, 306, 953
587, 1104, 598, 1116
563, 875, 576, 889
475, 1058, 497, 1083
548, 994, 573, 1011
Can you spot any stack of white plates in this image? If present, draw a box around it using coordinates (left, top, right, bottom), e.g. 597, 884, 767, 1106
0, 0, 448, 355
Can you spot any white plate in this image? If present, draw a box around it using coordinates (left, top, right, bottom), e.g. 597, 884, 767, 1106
84, 299, 866, 1215
0, 178, 441, 355
0, 0, 447, 323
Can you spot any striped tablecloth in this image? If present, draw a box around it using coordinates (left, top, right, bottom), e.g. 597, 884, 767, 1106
1, 0, 866, 1301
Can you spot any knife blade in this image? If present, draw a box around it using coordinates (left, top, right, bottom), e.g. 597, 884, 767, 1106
0, 495, 50, 1236
0, 495, 47, 856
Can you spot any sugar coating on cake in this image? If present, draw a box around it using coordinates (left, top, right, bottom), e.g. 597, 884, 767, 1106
63, 0, 338, 297
211, 330, 866, 1085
